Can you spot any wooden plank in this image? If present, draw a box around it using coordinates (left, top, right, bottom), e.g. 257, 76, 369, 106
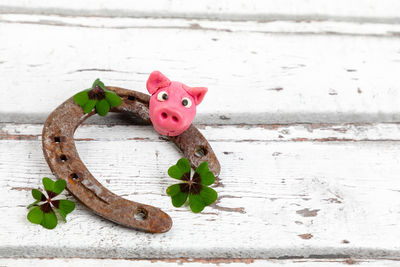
0, 258, 399, 267
1, 123, 399, 258
1, 15, 400, 124
3, 14, 400, 37
1, 0, 400, 23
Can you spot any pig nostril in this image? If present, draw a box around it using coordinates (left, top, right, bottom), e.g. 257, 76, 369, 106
172, 116, 179, 122
161, 112, 168, 119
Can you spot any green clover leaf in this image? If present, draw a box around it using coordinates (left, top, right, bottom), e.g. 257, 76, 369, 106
166, 158, 218, 213
189, 193, 205, 213
53, 179, 67, 195
31, 189, 46, 201
95, 99, 110, 116
83, 99, 97, 114
42, 177, 55, 192
27, 177, 75, 229
105, 91, 122, 107
199, 186, 218, 206
58, 199, 76, 214
73, 89, 90, 106
53, 199, 75, 222
41, 211, 58, 229
27, 206, 44, 224
166, 184, 189, 207
195, 161, 215, 186
92, 78, 106, 90
73, 78, 122, 116
168, 158, 191, 180
56, 209, 67, 222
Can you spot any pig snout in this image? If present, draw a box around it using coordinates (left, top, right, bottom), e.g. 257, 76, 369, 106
148, 92, 196, 136
149, 101, 194, 136
153, 106, 184, 131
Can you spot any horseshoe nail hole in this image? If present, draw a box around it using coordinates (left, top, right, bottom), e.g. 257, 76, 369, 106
70, 173, 80, 180
60, 154, 68, 162
194, 146, 208, 158
54, 136, 61, 143
127, 95, 136, 101
134, 208, 148, 221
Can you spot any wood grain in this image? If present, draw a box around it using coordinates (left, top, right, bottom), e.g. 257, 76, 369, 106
1, 14, 400, 124
1, 123, 399, 258
3, 122, 400, 142
1, 0, 400, 22
1, 258, 400, 266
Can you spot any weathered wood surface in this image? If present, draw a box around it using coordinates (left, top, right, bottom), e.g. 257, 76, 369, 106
1, 123, 400, 259
1, 0, 400, 22
0, 258, 399, 267
1, 14, 400, 124
1, 1, 400, 264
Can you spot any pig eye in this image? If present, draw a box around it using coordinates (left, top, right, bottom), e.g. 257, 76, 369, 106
181, 97, 192, 108
157, 91, 168, 101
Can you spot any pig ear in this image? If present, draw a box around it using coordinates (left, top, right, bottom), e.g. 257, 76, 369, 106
146, 71, 171, 95
186, 87, 208, 105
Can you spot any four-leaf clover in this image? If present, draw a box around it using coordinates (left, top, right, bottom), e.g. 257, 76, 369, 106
27, 177, 75, 229
166, 158, 217, 213
73, 78, 122, 116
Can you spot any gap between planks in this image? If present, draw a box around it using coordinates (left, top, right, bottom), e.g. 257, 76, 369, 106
1, 0, 400, 23
1, 258, 400, 266
1, 123, 400, 142
2, 14, 400, 38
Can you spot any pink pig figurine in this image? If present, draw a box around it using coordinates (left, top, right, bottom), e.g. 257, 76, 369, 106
146, 71, 208, 136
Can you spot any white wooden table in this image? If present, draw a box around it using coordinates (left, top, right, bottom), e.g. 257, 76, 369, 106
1, 1, 400, 266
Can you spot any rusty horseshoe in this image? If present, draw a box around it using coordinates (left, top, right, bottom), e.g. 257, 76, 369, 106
42, 86, 221, 233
